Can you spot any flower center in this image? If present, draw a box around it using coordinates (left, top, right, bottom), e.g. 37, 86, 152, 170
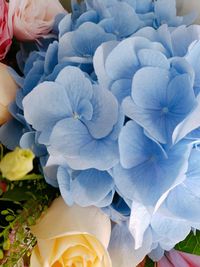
162, 107, 169, 114
73, 112, 80, 120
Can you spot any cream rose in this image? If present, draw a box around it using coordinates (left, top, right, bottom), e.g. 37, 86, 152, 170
30, 197, 112, 267
0, 63, 18, 124
9, 0, 66, 41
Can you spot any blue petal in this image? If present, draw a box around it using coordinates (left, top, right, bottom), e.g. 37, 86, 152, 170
44, 41, 58, 74
129, 201, 151, 249
131, 67, 170, 109
185, 40, 200, 88
76, 10, 99, 27
148, 246, 164, 262
123, 97, 168, 144
97, 190, 115, 207
108, 222, 152, 267
23, 81, 72, 131
58, 22, 115, 62
20, 132, 47, 157
55, 66, 93, 112
57, 166, 74, 206
137, 49, 169, 69
50, 118, 92, 157
58, 32, 77, 60
0, 119, 24, 150
84, 85, 118, 139
105, 37, 150, 80
166, 184, 200, 222
105, 2, 142, 38
49, 118, 119, 170
111, 79, 132, 103
185, 149, 200, 197
134, 25, 173, 56
118, 121, 166, 169
171, 25, 200, 57
93, 40, 119, 88
115, 123, 192, 205
58, 167, 114, 207
73, 22, 116, 55
151, 211, 191, 250
136, 0, 152, 13
43, 155, 67, 187
173, 94, 200, 144
154, 0, 177, 26
125, 67, 195, 143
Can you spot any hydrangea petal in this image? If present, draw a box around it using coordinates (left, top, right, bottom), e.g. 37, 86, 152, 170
93, 40, 119, 88
84, 85, 118, 139
131, 67, 170, 109
173, 94, 200, 144
115, 122, 192, 205
108, 223, 152, 267
50, 118, 92, 157
118, 120, 166, 169
129, 201, 151, 249
57, 166, 114, 207
49, 118, 119, 170
23, 82, 72, 131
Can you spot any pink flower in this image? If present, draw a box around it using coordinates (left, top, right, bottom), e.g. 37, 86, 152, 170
157, 250, 200, 267
9, 0, 66, 41
0, 0, 13, 60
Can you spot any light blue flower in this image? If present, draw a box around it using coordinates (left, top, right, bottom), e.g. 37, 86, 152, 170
71, 0, 195, 35
94, 36, 169, 103
164, 148, 200, 224
128, 199, 194, 262
94, 25, 200, 104
124, 146, 200, 262
152, 0, 196, 28
113, 121, 192, 206
23, 66, 122, 170
172, 93, 200, 144
134, 24, 200, 57
123, 62, 196, 144
102, 193, 131, 223
43, 154, 115, 208
58, 22, 116, 65
108, 221, 153, 267
59, 0, 144, 41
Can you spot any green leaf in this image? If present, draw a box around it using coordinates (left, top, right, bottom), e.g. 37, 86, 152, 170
2, 187, 34, 202
175, 230, 200, 255
145, 256, 154, 267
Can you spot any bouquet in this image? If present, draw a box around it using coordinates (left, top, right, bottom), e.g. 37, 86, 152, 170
1, 0, 200, 266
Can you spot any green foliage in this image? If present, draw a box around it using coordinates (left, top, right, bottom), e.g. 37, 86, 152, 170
0, 176, 59, 266
145, 256, 155, 267
175, 230, 200, 255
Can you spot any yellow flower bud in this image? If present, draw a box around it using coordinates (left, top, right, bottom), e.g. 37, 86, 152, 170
0, 147, 35, 180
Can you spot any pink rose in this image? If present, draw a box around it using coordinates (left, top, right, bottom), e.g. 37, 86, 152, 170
9, 0, 66, 41
0, 0, 13, 60
157, 250, 200, 267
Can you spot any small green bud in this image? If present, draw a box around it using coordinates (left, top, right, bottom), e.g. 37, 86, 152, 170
1, 210, 9, 215
0, 249, 4, 260
5, 215, 15, 222
3, 239, 10, 251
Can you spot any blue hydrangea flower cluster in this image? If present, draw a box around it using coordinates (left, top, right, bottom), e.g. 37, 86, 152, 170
2, 0, 200, 265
